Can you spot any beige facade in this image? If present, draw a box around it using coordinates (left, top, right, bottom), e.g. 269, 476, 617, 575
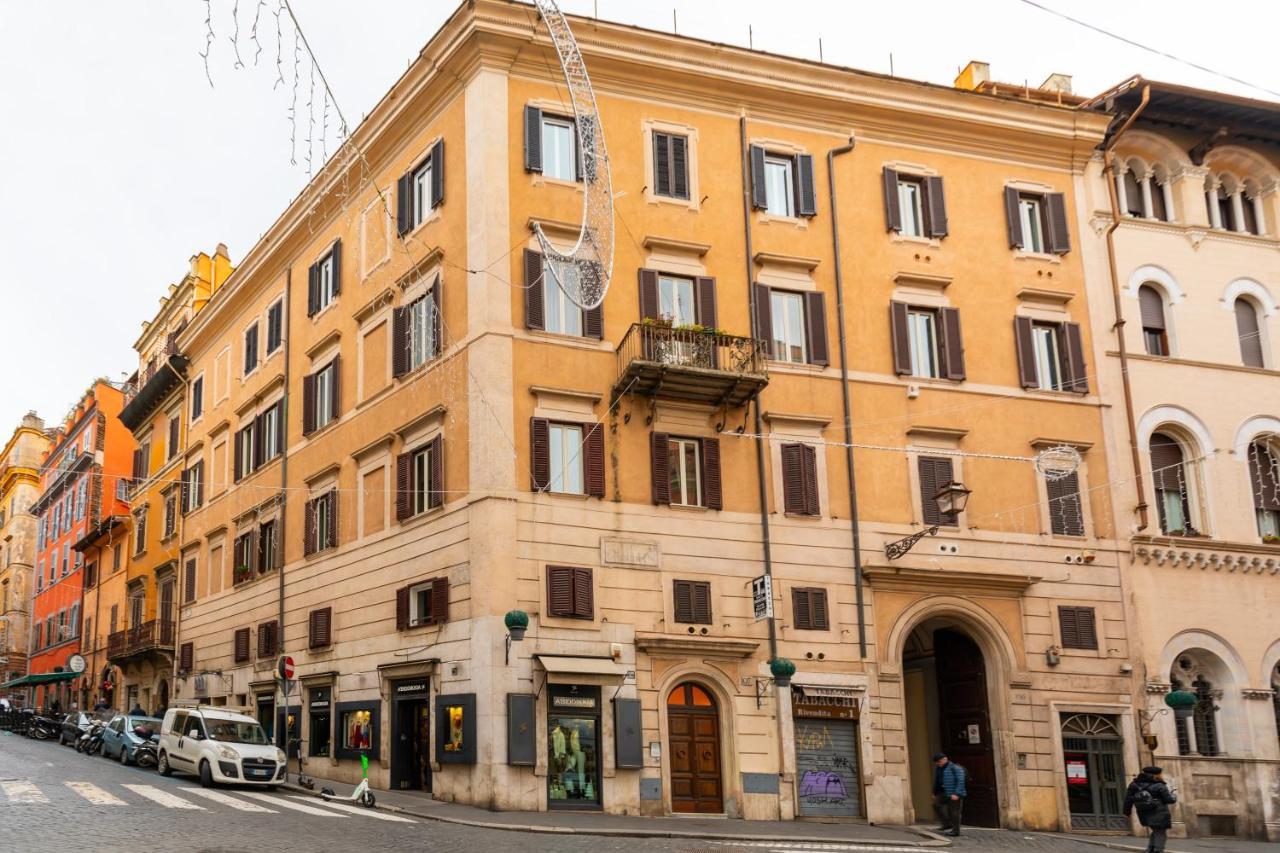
0, 413, 52, 697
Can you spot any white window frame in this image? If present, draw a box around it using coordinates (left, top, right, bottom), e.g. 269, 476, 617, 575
763, 154, 795, 217
1032, 323, 1062, 391
315, 363, 337, 429
133, 509, 147, 556
541, 115, 577, 181
412, 160, 433, 229
260, 405, 280, 462
408, 579, 437, 627
238, 424, 256, 477
183, 464, 202, 513
314, 493, 333, 551
317, 253, 337, 311
543, 259, 584, 336
1020, 196, 1046, 253
266, 300, 284, 354
898, 178, 925, 238
408, 293, 436, 369
259, 519, 278, 573
770, 290, 808, 364
668, 437, 702, 508
907, 308, 939, 379
658, 275, 697, 326
410, 444, 431, 516
548, 423, 585, 495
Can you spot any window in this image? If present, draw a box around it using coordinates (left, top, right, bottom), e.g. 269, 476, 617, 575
233, 531, 255, 584
116, 477, 129, 501
257, 620, 279, 659
1058, 606, 1098, 650
1172, 671, 1220, 757
412, 159, 433, 230
191, 376, 204, 421
1031, 323, 1062, 390
1004, 188, 1069, 254
657, 275, 697, 326
396, 437, 442, 521
667, 437, 702, 508
548, 423, 584, 495
531, 417, 605, 498
258, 519, 279, 573
260, 403, 281, 462
183, 558, 196, 603
408, 293, 437, 368
650, 433, 721, 510
791, 587, 829, 630
304, 359, 340, 435
884, 170, 949, 237
396, 139, 445, 234
673, 580, 711, 624
133, 509, 147, 555
918, 455, 958, 527
763, 154, 795, 216
84, 562, 97, 589
652, 131, 689, 200
308, 608, 332, 649
1135, 285, 1169, 357
541, 115, 576, 181
403, 578, 448, 628
74, 478, 86, 520
235, 423, 255, 481
266, 301, 283, 354
899, 177, 925, 237
1150, 433, 1195, 535
770, 290, 808, 364
244, 322, 259, 374
307, 243, 341, 316
304, 490, 337, 556
1020, 195, 1046, 253
1046, 471, 1085, 537
112, 543, 122, 571
1234, 298, 1264, 367
781, 443, 820, 516
1121, 169, 1143, 218
907, 308, 940, 378
543, 258, 583, 336
1248, 440, 1280, 539
546, 566, 593, 619
163, 491, 177, 538
233, 627, 251, 663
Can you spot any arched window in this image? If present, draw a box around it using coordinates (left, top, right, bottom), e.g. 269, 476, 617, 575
1121, 169, 1143, 218
1242, 185, 1261, 235
1138, 285, 1169, 356
1149, 167, 1171, 222
1247, 438, 1280, 539
1150, 432, 1195, 535
1171, 654, 1222, 757
1234, 298, 1265, 367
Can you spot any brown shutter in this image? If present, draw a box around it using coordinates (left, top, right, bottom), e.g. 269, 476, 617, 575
583, 295, 603, 339
395, 585, 411, 630
234, 627, 250, 663
795, 153, 817, 217
392, 305, 410, 377
584, 425, 605, 498
430, 577, 449, 625
691, 581, 711, 624
926, 175, 949, 237
524, 249, 544, 330
1063, 322, 1088, 392
882, 167, 901, 231
303, 498, 316, 556
302, 372, 317, 435
183, 559, 197, 603
309, 607, 332, 649
132, 448, 144, 481
257, 622, 270, 658
326, 490, 338, 548
753, 283, 773, 356
523, 105, 542, 172
1138, 286, 1165, 330
1235, 299, 1264, 367
427, 434, 444, 509
919, 456, 956, 526
781, 443, 806, 514
671, 134, 689, 200
1059, 606, 1098, 650
811, 588, 829, 630
179, 642, 193, 673
307, 262, 319, 315
396, 171, 411, 235
253, 413, 266, 468
702, 437, 722, 511
572, 567, 594, 618
547, 566, 574, 617
395, 452, 412, 521
801, 443, 820, 516
650, 431, 670, 505
232, 431, 244, 482
180, 469, 191, 515
804, 291, 829, 366
939, 307, 966, 381
890, 302, 912, 375
791, 588, 812, 630
653, 131, 672, 197
1046, 193, 1071, 254
1148, 434, 1184, 493
430, 138, 445, 208
1014, 316, 1039, 389
430, 276, 443, 357
638, 269, 660, 320
749, 145, 767, 210
1004, 186, 1024, 248
673, 580, 694, 623
695, 276, 717, 330
329, 356, 341, 419
1047, 470, 1085, 536
530, 417, 550, 491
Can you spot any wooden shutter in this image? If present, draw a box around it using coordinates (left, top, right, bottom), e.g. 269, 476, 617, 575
1047, 470, 1085, 536
781, 443, 818, 515
302, 372, 317, 435
1248, 442, 1280, 510
180, 468, 190, 515
889, 302, 912, 375
673, 580, 711, 624
637, 268, 660, 320
804, 291, 829, 366
919, 455, 956, 526
702, 437, 722, 511
583, 290, 603, 340
584, 425, 605, 498
673, 580, 694, 623
309, 607, 332, 648
195, 461, 205, 507
1236, 300, 1264, 367
795, 153, 817, 217
523, 105, 543, 172
1046, 193, 1071, 254
326, 490, 338, 548
650, 431, 671, 505
132, 448, 144, 481
326, 241, 340, 296
1004, 186, 1024, 248
530, 417, 550, 491
427, 434, 444, 509
429, 577, 449, 625
753, 283, 773, 356
693, 276, 717, 330
671, 134, 689, 199
802, 444, 819, 516
430, 277, 443, 356
395, 452, 412, 521
1062, 322, 1088, 392
392, 306, 410, 377
303, 497, 316, 556
184, 559, 197, 603
307, 261, 319, 315
169, 417, 180, 458
329, 356, 341, 419
396, 171, 412, 235
252, 413, 266, 468
1138, 285, 1165, 330
792, 588, 812, 630
882, 167, 902, 231
523, 249, 544, 330
939, 307, 966, 381
232, 431, 244, 482
234, 627, 250, 662
546, 566, 574, 617
926, 176, 949, 237
395, 585, 411, 630
578, 113, 596, 183
572, 567, 594, 618
810, 588, 829, 630
1058, 606, 1098, 650
1013, 316, 1039, 389
179, 642, 193, 673
1149, 434, 1184, 493
653, 131, 672, 197
429, 138, 445, 208
257, 621, 274, 658
749, 145, 768, 209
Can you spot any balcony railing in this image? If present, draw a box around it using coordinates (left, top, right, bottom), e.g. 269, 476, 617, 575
613, 323, 768, 408
106, 619, 175, 662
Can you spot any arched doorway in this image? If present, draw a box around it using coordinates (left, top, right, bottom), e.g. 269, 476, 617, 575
667, 682, 722, 813
903, 623, 1000, 827
156, 679, 170, 716
1061, 713, 1126, 830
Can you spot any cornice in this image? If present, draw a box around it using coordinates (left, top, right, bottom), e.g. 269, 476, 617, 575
1131, 537, 1280, 573
863, 564, 1041, 596
634, 634, 760, 659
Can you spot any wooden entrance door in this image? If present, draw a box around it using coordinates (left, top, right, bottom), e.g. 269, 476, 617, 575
934, 629, 1000, 827
667, 683, 723, 813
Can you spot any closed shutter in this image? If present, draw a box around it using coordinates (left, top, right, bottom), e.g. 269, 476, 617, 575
695, 276, 717, 329
426, 435, 444, 509
1235, 299, 1264, 367
180, 469, 190, 515
890, 302, 912, 375
804, 291, 829, 366
430, 577, 450, 625
637, 269, 660, 320
670, 134, 689, 200
179, 642, 193, 673
184, 559, 197, 603
702, 437, 722, 511
749, 145, 767, 209
939, 307, 966, 381
253, 413, 266, 468
673, 580, 711, 624
583, 278, 603, 339
1058, 606, 1098, 650
1013, 316, 1039, 389
584, 425, 605, 498
329, 356, 341, 419
753, 283, 773, 357
1138, 286, 1165, 330
572, 566, 593, 618
650, 431, 671, 505
257, 621, 277, 658
232, 431, 244, 482
430, 276, 443, 358
234, 627, 251, 663
309, 608, 332, 649
546, 566, 575, 618
1149, 434, 1185, 493
307, 261, 319, 315
795, 719, 862, 817
302, 373, 317, 435
654, 131, 672, 197
132, 448, 144, 481
430, 138, 445, 208
523, 105, 543, 172
1004, 186, 1024, 248
195, 462, 205, 507
673, 580, 695, 623
524, 250, 545, 330
1062, 322, 1088, 392
926, 175, 949, 237
1248, 442, 1280, 510
392, 305, 410, 377
792, 588, 829, 630
801, 444, 819, 516
1047, 470, 1085, 536
303, 498, 316, 556
919, 456, 957, 526
326, 490, 338, 548
395, 452, 412, 521
781, 443, 806, 514
530, 417, 550, 491
169, 417, 180, 458
795, 153, 817, 217
882, 167, 902, 231
395, 585, 411, 631
1046, 193, 1071, 254
396, 171, 412, 235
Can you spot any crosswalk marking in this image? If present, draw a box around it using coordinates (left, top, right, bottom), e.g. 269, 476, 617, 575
123, 784, 205, 810
2, 780, 50, 804
65, 781, 126, 805
238, 790, 346, 816
182, 787, 278, 812
294, 796, 415, 823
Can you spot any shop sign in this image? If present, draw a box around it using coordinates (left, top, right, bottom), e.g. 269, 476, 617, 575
395, 682, 429, 696
752, 575, 774, 621
792, 686, 859, 720
1066, 759, 1088, 785
552, 694, 597, 710
309, 687, 331, 710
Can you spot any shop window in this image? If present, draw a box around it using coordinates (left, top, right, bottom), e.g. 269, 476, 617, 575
547, 686, 600, 807
434, 693, 476, 764
335, 702, 378, 759
309, 687, 332, 758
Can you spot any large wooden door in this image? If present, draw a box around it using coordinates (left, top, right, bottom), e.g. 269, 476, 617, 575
933, 629, 1000, 827
667, 683, 723, 813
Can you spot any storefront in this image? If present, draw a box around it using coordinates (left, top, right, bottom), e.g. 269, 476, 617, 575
792, 685, 863, 818
308, 686, 332, 760
335, 700, 379, 761
547, 684, 602, 809
390, 680, 431, 792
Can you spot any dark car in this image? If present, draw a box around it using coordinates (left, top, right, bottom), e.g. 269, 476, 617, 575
59, 711, 97, 746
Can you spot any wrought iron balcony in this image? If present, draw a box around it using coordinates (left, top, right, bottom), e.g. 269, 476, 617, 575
612, 322, 768, 408
106, 619, 175, 663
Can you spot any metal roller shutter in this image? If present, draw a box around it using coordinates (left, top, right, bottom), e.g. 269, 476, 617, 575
794, 718, 861, 817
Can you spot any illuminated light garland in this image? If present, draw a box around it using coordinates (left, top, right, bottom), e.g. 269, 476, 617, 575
200, 0, 215, 88
250, 0, 267, 66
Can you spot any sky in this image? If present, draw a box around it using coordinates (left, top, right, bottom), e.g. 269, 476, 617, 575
1, 0, 1276, 435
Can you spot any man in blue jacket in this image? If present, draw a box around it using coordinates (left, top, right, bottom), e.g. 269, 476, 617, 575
932, 752, 967, 836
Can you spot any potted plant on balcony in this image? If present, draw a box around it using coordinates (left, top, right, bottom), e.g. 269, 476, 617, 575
233, 564, 252, 584
1263, 534, 1280, 545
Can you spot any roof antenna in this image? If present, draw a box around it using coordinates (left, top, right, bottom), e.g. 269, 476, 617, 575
818, 37, 823, 63
748, 25, 753, 50
672, 8, 677, 33
889, 53, 895, 76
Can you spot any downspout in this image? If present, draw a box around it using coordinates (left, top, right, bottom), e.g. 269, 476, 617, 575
738, 116, 778, 665
278, 268, 292, 652
825, 137, 867, 658
1101, 85, 1151, 532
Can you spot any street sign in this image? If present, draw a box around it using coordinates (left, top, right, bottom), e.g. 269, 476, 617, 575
278, 655, 295, 681
67, 653, 87, 674
752, 575, 774, 621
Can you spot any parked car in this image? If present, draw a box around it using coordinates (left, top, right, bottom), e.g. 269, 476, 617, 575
157, 706, 286, 788
101, 714, 163, 765
59, 711, 102, 746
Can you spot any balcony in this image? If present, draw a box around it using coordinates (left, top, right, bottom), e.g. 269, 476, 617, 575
119, 342, 189, 431
106, 619, 175, 663
612, 322, 768, 408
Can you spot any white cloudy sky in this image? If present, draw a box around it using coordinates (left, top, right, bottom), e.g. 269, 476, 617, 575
1, 0, 1275, 434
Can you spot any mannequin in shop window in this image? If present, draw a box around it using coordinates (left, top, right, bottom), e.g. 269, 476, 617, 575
551, 723, 568, 799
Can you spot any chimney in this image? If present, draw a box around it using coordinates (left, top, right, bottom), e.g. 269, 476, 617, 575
21, 411, 45, 430
954, 60, 990, 91
1040, 73, 1073, 95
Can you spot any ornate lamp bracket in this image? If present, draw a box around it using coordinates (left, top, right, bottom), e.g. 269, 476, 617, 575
885, 525, 940, 561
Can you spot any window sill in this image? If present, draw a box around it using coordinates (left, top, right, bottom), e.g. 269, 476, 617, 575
1013, 250, 1063, 264
666, 503, 709, 513
890, 232, 941, 248
398, 505, 444, 531
303, 417, 341, 443
309, 300, 339, 324
523, 329, 608, 349
783, 512, 823, 521
536, 490, 590, 501
531, 173, 584, 192
756, 211, 808, 229
644, 191, 698, 211
406, 207, 442, 239
303, 545, 336, 561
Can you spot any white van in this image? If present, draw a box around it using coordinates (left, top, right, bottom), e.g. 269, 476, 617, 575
157, 706, 286, 787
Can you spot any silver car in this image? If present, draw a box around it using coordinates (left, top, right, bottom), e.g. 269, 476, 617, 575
101, 714, 162, 765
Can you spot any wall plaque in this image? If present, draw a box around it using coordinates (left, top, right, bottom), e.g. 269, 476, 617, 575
600, 538, 659, 568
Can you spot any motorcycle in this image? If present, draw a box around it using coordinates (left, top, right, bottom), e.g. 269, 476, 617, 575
133, 739, 158, 768
77, 720, 106, 754
28, 715, 60, 740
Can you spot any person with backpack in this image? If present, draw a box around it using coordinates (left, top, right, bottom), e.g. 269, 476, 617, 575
1123, 765, 1177, 853
931, 752, 967, 836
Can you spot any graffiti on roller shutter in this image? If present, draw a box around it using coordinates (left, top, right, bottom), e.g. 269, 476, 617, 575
794, 720, 861, 816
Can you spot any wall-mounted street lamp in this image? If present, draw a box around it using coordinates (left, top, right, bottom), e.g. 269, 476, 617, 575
504, 610, 529, 665
884, 480, 972, 560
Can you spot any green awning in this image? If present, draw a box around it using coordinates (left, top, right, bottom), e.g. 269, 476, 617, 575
2, 671, 80, 688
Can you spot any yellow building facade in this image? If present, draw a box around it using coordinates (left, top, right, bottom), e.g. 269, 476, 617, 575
0, 413, 52, 698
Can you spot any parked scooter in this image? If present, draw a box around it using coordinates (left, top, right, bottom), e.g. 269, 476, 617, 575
77, 719, 106, 754
133, 738, 158, 768
320, 753, 376, 808
28, 714, 60, 740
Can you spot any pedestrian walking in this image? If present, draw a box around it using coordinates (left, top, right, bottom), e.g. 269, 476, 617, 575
128, 702, 145, 716
931, 752, 967, 837
1124, 765, 1177, 853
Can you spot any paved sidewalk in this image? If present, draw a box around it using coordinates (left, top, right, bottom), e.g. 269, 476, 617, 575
281, 773, 943, 846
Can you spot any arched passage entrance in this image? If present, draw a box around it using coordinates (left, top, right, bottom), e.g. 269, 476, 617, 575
903, 622, 1001, 827
667, 682, 723, 813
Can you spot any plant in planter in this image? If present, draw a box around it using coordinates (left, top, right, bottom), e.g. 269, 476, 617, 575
504, 610, 529, 642
233, 564, 252, 584
1262, 534, 1280, 545
769, 657, 796, 688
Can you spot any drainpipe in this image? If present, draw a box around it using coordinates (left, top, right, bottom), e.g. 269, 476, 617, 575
1101, 85, 1152, 532
278, 269, 292, 653
825, 137, 867, 659
738, 116, 778, 665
